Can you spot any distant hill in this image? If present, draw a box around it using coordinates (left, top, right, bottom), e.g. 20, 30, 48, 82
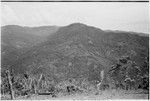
1, 25, 59, 68
2, 23, 148, 84
1, 25, 59, 48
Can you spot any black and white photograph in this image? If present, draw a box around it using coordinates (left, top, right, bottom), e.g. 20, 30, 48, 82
0, 0, 149, 100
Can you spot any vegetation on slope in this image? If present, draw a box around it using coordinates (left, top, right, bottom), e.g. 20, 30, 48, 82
1, 23, 149, 99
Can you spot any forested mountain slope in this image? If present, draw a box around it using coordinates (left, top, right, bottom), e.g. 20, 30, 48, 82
2, 23, 148, 87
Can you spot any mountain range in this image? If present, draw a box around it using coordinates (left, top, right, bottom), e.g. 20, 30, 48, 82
1, 23, 149, 84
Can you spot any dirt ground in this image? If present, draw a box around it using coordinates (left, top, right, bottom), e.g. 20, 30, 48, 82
14, 89, 149, 100
1, 89, 149, 100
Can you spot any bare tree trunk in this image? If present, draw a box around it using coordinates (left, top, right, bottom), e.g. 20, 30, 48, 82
6, 70, 15, 100
32, 79, 38, 94
34, 82, 38, 94
1, 84, 4, 95
97, 70, 104, 91
38, 74, 43, 89
29, 78, 32, 90
33, 74, 43, 94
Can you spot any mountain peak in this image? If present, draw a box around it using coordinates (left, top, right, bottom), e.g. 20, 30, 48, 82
68, 23, 87, 28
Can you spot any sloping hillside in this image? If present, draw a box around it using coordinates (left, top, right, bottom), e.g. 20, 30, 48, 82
4, 23, 148, 85
1, 25, 59, 68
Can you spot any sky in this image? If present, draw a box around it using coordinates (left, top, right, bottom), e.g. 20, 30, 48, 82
1, 2, 149, 33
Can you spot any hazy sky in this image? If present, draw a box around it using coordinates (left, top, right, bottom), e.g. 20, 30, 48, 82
1, 2, 149, 33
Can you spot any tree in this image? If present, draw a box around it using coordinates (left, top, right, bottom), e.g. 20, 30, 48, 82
108, 56, 143, 90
